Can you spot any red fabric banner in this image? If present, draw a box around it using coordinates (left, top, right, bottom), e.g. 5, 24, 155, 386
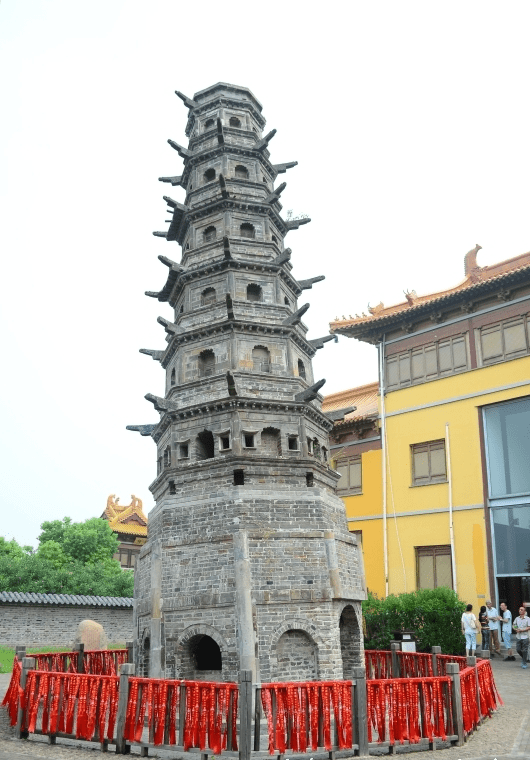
1, 656, 22, 726
123, 677, 237, 752
260, 681, 353, 754
20, 671, 119, 741
366, 677, 452, 745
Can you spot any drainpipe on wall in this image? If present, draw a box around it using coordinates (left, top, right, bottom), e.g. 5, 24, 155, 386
445, 422, 458, 595
379, 338, 389, 597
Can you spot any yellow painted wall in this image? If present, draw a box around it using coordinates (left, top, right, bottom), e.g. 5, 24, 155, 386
341, 355, 530, 605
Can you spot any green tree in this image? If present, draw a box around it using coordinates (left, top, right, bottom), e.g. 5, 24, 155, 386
0, 517, 132, 597
38, 517, 118, 564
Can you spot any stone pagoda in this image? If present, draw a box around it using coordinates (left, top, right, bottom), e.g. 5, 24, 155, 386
128, 83, 366, 683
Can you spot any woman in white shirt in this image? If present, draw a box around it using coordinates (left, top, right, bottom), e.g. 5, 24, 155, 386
461, 603, 478, 656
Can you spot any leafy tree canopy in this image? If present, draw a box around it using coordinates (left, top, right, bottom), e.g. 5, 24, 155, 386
38, 517, 119, 565
0, 517, 131, 597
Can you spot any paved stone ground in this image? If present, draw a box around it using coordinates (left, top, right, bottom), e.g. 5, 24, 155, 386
1, 655, 528, 759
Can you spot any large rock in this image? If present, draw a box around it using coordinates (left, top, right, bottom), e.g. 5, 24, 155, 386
72, 619, 108, 650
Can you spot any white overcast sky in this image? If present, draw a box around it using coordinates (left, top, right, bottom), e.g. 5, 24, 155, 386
1, 1, 529, 547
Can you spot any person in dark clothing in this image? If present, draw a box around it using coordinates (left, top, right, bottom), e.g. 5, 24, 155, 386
479, 605, 490, 652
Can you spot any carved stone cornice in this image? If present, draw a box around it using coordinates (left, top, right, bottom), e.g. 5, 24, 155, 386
160, 316, 317, 368
149, 394, 333, 443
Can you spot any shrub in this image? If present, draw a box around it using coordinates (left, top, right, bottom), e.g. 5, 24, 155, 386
362, 587, 466, 655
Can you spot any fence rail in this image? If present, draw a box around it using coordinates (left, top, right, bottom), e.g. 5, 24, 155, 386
2, 645, 502, 757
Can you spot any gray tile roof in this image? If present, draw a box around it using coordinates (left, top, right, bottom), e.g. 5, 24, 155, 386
0, 591, 133, 607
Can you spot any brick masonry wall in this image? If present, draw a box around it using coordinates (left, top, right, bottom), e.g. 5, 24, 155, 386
0, 604, 133, 648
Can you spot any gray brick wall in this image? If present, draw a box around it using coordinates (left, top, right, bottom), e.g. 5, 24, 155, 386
0, 603, 133, 648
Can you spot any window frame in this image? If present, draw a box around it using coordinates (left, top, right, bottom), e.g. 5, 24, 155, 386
415, 545, 453, 590
335, 454, 362, 495
477, 314, 530, 366
410, 439, 447, 486
386, 334, 469, 390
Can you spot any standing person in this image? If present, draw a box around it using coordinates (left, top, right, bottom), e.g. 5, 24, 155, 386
513, 605, 530, 669
461, 603, 477, 657
479, 605, 490, 652
486, 600, 501, 656
500, 602, 514, 660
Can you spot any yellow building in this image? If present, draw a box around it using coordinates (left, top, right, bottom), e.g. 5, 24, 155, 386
327, 246, 530, 614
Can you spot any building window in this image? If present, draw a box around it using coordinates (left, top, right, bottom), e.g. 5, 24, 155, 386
297, 359, 306, 379
306, 472, 314, 487
416, 545, 453, 589
247, 283, 262, 302
235, 164, 249, 179
239, 222, 255, 239
201, 287, 216, 306
196, 430, 215, 460
170, 368, 176, 386
252, 345, 270, 372
386, 335, 468, 390
203, 168, 216, 182
336, 455, 362, 494
198, 349, 216, 377
411, 440, 446, 486
163, 445, 171, 468
178, 442, 189, 459
288, 435, 299, 451
234, 469, 245, 485
483, 397, 530, 499
478, 316, 530, 366
204, 119, 214, 130
203, 225, 216, 243
219, 433, 231, 451
229, 116, 241, 128
243, 433, 255, 448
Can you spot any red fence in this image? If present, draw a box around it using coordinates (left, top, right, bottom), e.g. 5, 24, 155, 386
1, 656, 21, 725
32, 649, 128, 675
365, 650, 392, 679
2, 647, 503, 757
365, 649, 469, 678
21, 670, 120, 741
259, 680, 353, 754
367, 676, 455, 744
436, 654, 468, 675
123, 677, 238, 753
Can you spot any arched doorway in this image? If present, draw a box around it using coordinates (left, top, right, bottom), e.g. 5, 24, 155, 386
340, 605, 362, 678
181, 634, 223, 681
277, 629, 319, 681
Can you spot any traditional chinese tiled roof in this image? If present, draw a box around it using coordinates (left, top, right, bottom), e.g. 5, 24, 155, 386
322, 382, 379, 423
0, 592, 133, 606
101, 495, 148, 538
330, 247, 530, 334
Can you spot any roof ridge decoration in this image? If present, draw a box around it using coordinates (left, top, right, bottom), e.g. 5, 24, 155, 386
330, 244, 530, 333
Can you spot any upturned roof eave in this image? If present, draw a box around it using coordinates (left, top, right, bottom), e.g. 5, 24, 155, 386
331, 264, 530, 340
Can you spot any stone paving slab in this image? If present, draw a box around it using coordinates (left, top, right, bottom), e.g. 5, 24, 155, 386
1, 655, 528, 758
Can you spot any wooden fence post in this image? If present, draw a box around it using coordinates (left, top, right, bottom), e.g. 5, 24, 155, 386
115, 662, 135, 754
352, 667, 369, 757
431, 645, 441, 676
15, 646, 26, 660
126, 641, 134, 664
239, 669, 253, 760
390, 642, 401, 678
447, 663, 464, 747
16, 656, 35, 739
73, 642, 84, 673
480, 649, 490, 660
